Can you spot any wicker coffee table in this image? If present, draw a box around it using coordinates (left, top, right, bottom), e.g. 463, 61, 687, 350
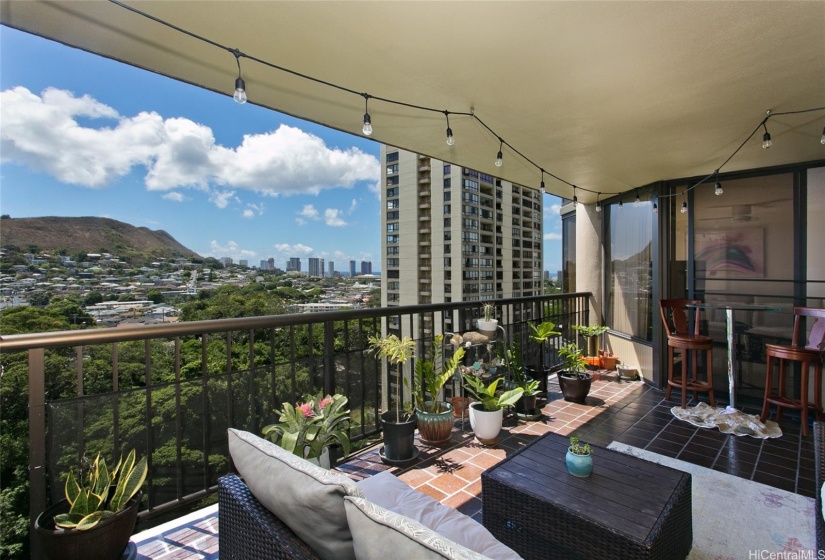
482, 432, 692, 560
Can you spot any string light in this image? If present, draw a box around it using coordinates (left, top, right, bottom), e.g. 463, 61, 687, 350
595, 193, 601, 213
540, 169, 545, 193
362, 94, 373, 136
714, 170, 723, 196
444, 111, 454, 146
573, 186, 578, 205
653, 198, 658, 212
101, 1, 825, 205
618, 199, 623, 208
635, 189, 641, 205
680, 192, 688, 214
232, 50, 247, 104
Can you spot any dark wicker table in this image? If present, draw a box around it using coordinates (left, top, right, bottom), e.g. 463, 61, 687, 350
482, 433, 692, 560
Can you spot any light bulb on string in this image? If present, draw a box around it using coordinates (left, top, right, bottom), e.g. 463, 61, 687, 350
595, 193, 601, 213
573, 186, 578, 206
618, 199, 623, 208
232, 50, 247, 104
635, 190, 641, 205
820, 127, 825, 145
681, 194, 688, 214
362, 94, 373, 136
653, 199, 658, 212
494, 139, 503, 167
539, 169, 545, 193
761, 123, 772, 149
444, 111, 454, 146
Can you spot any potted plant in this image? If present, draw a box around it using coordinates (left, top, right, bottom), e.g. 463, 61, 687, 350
262, 392, 351, 468
410, 335, 466, 445
525, 321, 561, 394
557, 342, 594, 404
565, 436, 593, 477
476, 301, 499, 339
463, 374, 523, 445
34, 449, 147, 560
572, 324, 609, 358
369, 333, 418, 464
515, 379, 541, 416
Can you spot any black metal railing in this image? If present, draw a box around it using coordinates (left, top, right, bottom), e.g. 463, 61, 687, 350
0, 292, 589, 549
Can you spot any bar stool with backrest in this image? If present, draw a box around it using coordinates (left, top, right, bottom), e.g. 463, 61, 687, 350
659, 299, 716, 409
760, 307, 825, 436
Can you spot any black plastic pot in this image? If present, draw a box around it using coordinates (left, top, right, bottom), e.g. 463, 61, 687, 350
381, 410, 418, 462
516, 393, 539, 414
34, 492, 141, 560
557, 372, 594, 404
524, 365, 551, 394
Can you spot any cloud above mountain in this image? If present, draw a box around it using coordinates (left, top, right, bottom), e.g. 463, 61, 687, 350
0, 86, 380, 197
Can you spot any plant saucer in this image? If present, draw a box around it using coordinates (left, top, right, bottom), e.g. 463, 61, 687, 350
378, 447, 420, 467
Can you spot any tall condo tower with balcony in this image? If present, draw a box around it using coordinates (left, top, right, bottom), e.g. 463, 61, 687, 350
380, 146, 543, 337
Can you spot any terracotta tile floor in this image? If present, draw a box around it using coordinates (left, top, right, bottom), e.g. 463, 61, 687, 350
132, 374, 815, 558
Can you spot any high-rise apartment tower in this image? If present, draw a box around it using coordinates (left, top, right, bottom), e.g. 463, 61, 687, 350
380, 146, 543, 335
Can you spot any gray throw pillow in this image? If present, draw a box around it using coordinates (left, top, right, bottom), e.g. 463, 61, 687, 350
227, 428, 363, 560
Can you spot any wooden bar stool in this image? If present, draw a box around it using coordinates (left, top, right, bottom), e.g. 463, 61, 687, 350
760, 307, 825, 436
659, 299, 716, 408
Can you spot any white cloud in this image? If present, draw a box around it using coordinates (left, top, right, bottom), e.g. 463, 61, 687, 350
544, 203, 562, 217
544, 232, 562, 241
274, 243, 314, 256
348, 199, 358, 214
367, 181, 381, 199
324, 208, 347, 227
162, 192, 185, 202
206, 240, 257, 260
243, 202, 264, 219
209, 190, 237, 209
0, 87, 380, 195
295, 217, 306, 226
299, 204, 320, 220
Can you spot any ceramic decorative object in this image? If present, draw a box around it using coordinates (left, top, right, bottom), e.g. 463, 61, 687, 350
565, 437, 593, 477
416, 401, 454, 446
468, 402, 503, 445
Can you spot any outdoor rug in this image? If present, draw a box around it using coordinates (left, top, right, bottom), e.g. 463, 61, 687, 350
671, 402, 783, 439
608, 442, 815, 560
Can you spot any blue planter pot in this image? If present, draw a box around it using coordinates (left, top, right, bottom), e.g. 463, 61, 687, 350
565, 449, 593, 477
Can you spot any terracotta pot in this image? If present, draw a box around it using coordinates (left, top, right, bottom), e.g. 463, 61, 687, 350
451, 396, 470, 418
600, 355, 617, 370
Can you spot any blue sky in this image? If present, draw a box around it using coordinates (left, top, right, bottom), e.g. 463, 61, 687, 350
0, 27, 563, 274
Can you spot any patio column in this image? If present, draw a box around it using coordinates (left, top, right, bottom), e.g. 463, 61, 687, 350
576, 203, 603, 325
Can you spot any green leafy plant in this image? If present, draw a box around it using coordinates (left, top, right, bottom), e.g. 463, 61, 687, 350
572, 324, 609, 338
369, 334, 416, 422
521, 378, 541, 397
529, 321, 561, 344
262, 392, 351, 461
463, 375, 523, 412
54, 449, 147, 531
410, 335, 466, 414
568, 436, 592, 456
558, 343, 587, 377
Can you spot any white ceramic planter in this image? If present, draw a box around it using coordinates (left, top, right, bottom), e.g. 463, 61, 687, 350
469, 402, 503, 445
476, 319, 499, 339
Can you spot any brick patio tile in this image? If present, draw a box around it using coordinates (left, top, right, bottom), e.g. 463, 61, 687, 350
397, 467, 435, 488
443, 491, 482, 516
430, 472, 472, 494
452, 462, 485, 483
417, 483, 448, 502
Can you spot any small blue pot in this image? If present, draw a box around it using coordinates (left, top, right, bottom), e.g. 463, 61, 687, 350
565, 449, 593, 477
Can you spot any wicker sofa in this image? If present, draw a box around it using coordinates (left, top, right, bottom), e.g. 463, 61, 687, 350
220, 429, 522, 560
815, 422, 825, 555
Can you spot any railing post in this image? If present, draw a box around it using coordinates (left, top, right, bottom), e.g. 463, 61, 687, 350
323, 321, 336, 396
28, 348, 46, 558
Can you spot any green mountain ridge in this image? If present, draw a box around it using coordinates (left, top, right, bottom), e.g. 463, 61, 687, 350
0, 216, 201, 260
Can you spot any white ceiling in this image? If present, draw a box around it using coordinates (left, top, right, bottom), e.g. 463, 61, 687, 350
2, 1, 823, 203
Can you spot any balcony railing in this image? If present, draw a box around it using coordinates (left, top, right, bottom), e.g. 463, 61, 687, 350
0, 292, 590, 551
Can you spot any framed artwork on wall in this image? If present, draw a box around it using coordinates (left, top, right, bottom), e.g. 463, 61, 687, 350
695, 228, 765, 278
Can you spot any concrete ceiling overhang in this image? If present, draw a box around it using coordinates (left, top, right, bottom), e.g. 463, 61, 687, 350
2, 1, 824, 203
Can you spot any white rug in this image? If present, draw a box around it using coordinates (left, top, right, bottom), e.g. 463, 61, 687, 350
608, 442, 816, 560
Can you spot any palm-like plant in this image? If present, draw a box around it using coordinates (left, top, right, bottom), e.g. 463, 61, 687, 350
411, 335, 466, 414
369, 334, 416, 422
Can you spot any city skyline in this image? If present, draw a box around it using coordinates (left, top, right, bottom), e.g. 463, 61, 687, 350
0, 27, 563, 274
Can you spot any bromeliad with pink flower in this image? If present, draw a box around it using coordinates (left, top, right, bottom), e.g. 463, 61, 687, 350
262, 392, 351, 462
